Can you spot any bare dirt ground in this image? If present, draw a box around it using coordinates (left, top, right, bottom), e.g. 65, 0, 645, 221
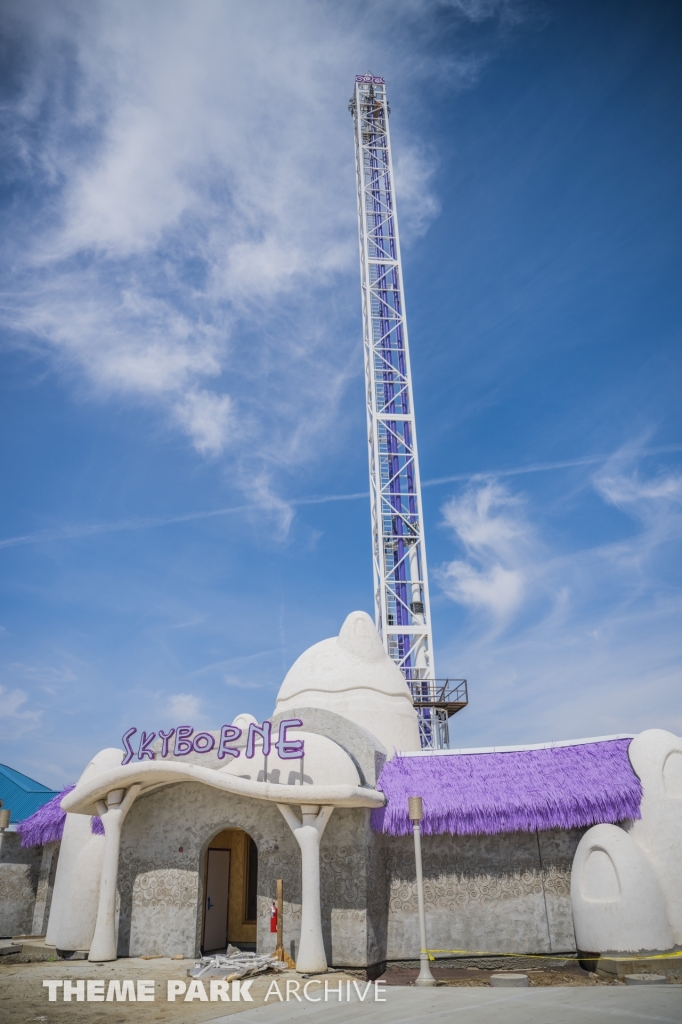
0, 957, 365, 1024
382, 963, 604, 986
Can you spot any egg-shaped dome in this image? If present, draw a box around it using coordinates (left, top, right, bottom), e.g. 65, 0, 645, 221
274, 611, 421, 753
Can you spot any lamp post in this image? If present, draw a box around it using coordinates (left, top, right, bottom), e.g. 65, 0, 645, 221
408, 796, 436, 986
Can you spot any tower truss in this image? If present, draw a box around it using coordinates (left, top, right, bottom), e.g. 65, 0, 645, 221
351, 73, 463, 748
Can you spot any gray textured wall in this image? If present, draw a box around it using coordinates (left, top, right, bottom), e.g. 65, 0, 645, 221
31, 841, 60, 936
117, 782, 382, 965
384, 827, 584, 960
106, 708, 586, 967
113, 780, 581, 966
0, 832, 42, 937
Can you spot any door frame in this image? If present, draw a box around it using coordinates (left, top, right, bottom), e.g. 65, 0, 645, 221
201, 847, 231, 952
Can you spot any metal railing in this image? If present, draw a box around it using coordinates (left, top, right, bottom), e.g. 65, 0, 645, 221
405, 678, 468, 750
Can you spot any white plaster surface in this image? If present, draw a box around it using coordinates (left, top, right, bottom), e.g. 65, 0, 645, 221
54, 834, 104, 950
89, 784, 140, 961
274, 611, 421, 754
62, 760, 382, 818
221, 732, 360, 788
571, 823, 672, 953
278, 804, 333, 973
47, 746, 123, 948
625, 729, 682, 942
570, 729, 682, 953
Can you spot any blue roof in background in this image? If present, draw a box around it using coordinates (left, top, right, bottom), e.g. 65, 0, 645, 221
0, 764, 60, 824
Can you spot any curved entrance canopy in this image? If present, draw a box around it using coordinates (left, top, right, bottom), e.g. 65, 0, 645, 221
61, 759, 385, 817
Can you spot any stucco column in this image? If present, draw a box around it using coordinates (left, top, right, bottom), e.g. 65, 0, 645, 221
88, 785, 140, 962
31, 841, 60, 936
278, 803, 333, 974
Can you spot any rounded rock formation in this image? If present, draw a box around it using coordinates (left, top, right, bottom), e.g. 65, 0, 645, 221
274, 610, 421, 753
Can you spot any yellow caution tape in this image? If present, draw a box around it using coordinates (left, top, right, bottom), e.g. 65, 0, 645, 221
426, 949, 682, 963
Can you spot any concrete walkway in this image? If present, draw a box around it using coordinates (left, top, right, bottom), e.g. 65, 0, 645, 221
199, 984, 682, 1024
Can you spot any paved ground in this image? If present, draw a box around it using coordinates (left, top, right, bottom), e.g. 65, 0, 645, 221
199, 985, 682, 1024
1, 956, 680, 1024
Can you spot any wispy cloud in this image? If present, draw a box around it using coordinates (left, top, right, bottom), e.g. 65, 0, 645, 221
0, 0, 524, 518
167, 693, 203, 722
3, 442, 680, 551
593, 443, 682, 538
423, 444, 682, 488
0, 685, 43, 737
0, 490, 371, 550
437, 482, 533, 621
436, 440, 682, 741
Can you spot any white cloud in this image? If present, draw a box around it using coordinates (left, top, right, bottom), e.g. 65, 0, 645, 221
0, 685, 43, 737
439, 560, 525, 617
167, 693, 202, 721
0, 0, 516, 507
436, 482, 533, 621
593, 443, 682, 539
435, 445, 682, 744
9, 662, 78, 685
173, 389, 233, 457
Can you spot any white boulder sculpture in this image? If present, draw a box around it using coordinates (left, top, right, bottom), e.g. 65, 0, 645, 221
274, 610, 421, 753
571, 729, 682, 953
571, 824, 672, 953
625, 729, 682, 943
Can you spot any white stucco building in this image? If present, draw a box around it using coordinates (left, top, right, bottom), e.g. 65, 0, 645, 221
2, 611, 681, 973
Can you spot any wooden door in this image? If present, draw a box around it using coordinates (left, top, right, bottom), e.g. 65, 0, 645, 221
203, 849, 230, 951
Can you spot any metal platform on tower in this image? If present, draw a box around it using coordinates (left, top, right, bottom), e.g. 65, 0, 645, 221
408, 679, 469, 749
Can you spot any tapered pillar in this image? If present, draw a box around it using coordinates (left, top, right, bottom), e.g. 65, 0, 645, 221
409, 795, 436, 986
278, 803, 333, 973
88, 785, 140, 962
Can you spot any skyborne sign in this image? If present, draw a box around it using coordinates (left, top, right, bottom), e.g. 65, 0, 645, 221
120, 718, 304, 765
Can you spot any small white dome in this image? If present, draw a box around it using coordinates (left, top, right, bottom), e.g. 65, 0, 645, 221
232, 713, 258, 732
274, 611, 421, 753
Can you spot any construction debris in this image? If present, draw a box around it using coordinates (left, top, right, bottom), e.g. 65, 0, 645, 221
188, 947, 288, 980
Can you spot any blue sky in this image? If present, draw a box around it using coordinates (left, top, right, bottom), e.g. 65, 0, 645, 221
1, 0, 680, 789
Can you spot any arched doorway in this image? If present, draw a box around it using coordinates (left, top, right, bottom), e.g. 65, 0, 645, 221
201, 828, 258, 953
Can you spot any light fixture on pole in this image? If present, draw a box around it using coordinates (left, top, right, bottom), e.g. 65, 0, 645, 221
408, 796, 436, 986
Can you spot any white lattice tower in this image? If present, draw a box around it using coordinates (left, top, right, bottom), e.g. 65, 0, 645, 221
350, 73, 438, 747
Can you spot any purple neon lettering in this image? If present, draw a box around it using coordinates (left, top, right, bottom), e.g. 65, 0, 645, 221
192, 732, 215, 754
275, 719, 304, 760
121, 728, 137, 765
174, 725, 194, 756
137, 731, 156, 761
217, 725, 241, 760
246, 720, 272, 759
158, 728, 175, 758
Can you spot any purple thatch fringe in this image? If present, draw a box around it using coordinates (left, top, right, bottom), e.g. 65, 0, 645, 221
16, 786, 75, 847
371, 739, 642, 837
16, 786, 103, 846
